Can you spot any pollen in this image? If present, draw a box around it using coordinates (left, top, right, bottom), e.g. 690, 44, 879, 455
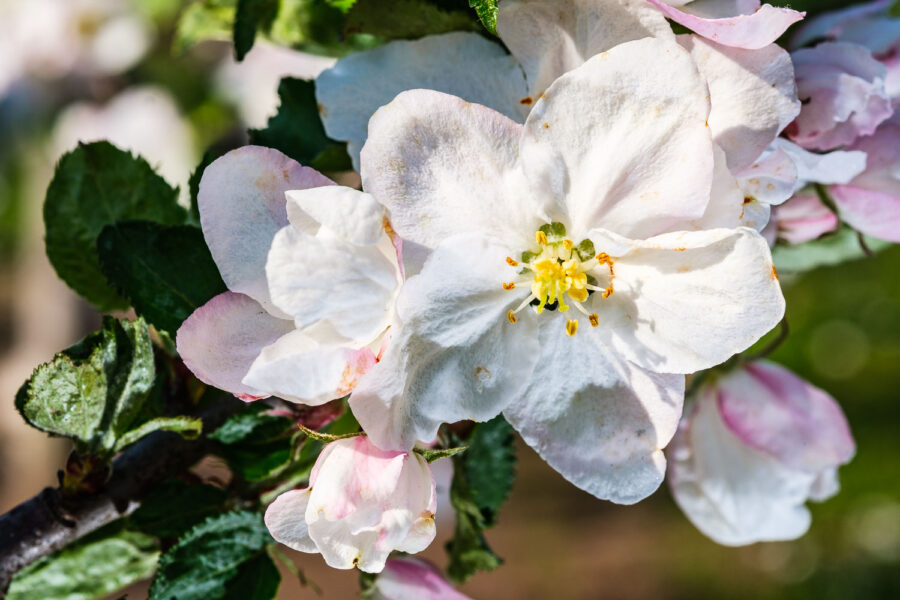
506, 256, 519, 267
502, 282, 516, 290
507, 310, 518, 324
589, 313, 599, 327
536, 230, 548, 245
566, 319, 579, 337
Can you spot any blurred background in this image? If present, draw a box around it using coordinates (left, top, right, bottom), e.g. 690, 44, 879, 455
0, 1, 898, 598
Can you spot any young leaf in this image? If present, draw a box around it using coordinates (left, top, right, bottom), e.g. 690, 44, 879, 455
248, 78, 351, 170
15, 317, 155, 454
97, 221, 227, 334
113, 416, 203, 452
44, 142, 186, 311
468, 0, 497, 33
149, 511, 276, 600
463, 415, 516, 526
234, 0, 281, 60
7, 529, 159, 600
345, 0, 481, 40
211, 404, 295, 482
445, 457, 503, 582
129, 480, 228, 538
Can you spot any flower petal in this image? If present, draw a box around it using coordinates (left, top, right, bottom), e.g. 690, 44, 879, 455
361, 90, 539, 252
773, 193, 839, 244
504, 318, 684, 504
284, 186, 385, 246
773, 138, 867, 189
718, 361, 856, 472
735, 146, 797, 208
198, 146, 334, 315
266, 225, 399, 342
668, 389, 817, 546
520, 38, 714, 239
265, 489, 317, 553
176, 291, 294, 398
680, 35, 800, 170
498, 0, 674, 97
316, 32, 528, 170
588, 227, 785, 374
375, 557, 473, 600
831, 184, 900, 242
646, 0, 805, 50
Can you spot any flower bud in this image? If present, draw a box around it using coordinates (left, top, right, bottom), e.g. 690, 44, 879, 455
372, 557, 473, 600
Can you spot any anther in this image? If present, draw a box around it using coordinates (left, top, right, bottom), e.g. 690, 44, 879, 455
596, 252, 611, 263
536, 230, 548, 245
563, 239, 574, 250
565, 319, 579, 337
507, 310, 518, 324
506, 256, 519, 267
589, 313, 599, 327
502, 282, 516, 290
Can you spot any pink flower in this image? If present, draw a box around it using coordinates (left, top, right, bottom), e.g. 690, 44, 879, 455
372, 558, 473, 600
788, 42, 893, 151
669, 361, 855, 546
772, 193, 839, 244
265, 436, 437, 573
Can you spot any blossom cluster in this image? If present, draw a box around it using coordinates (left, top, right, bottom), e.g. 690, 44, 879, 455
171, 0, 896, 591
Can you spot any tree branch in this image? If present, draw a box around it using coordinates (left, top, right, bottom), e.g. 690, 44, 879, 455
0, 395, 244, 594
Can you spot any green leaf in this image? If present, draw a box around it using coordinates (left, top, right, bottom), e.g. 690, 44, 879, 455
234, 0, 281, 60
97, 221, 227, 334
223, 552, 281, 600
8, 529, 159, 600
212, 404, 295, 481
414, 445, 468, 463
211, 404, 294, 445
773, 227, 890, 274
149, 511, 275, 600
114, 416, 203, 452
15, 317, 156, 454
468, 0, 497, 33
445, 457, 502, 583
325, 0, 357, 11
345, 0, 480, 39
188, 149, 227, 225
44, 142, 187, 311
175, 0, 236, 54
129, 480, 228, 538
248, 78, 351, 170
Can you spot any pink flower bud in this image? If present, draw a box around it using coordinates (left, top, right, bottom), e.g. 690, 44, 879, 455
373, 558, 473, 600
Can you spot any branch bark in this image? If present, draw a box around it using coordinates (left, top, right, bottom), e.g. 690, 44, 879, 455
0, 396, 244, 595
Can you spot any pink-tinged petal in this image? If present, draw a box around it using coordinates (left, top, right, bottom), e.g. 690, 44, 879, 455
791, 0, 894, 49
788, 42, 893, 151
176, 291, 293, 398
646, 0, 805, 50
718, 361, 856, 472
198, 146, 334, 316
520, 38, 714, 239
504, 319, 684, 505
498, 0, 674, 98
773, 138, 868, 188
265, 489, 317, 553
831, 184, 900, 242
374, 558, 472, 600
242, 330, 378, 406
773, 193, 839, 244
842, 120, 900, 196
735, 146, 798, 208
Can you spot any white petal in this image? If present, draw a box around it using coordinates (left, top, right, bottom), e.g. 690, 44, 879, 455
316, 32, 529, 169
773, 138, 867, 189
668, 390, 816, 546
504, 318, 684, 504
588, 227, 785, 374
243, 330, 377, 405
686, 144, 745, 230
176, 292, 294, 398
265, 489, 317, 553
735, 146, 798, 208
198, 146, 334, 316
266, 226, 399, 342
680, 35, 800, 171
361, 89, 540, 252
497, 0, 674, 97
520, 38, 714, 239
284, 186, 385, 246
351, 234, 541, 450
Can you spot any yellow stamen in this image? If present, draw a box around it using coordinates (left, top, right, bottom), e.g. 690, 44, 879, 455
507, 310, 517, 324
535, 230, 548, 245
506, 256, 519, 267
502, 282, 516, 290
589, 313, 599, 327
565, 319, 579, 337
563, 239, 574, 251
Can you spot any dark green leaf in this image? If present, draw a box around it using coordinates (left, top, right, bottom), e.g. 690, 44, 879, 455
114, 416, 203, 452
149, 511, 274, 600
44, 142, 186, 311
130, 480, 228, 538
223, 552, 281, 600
189, 149, 227, 225
248, 78, 351, 169
15, 317, 155, 454
445, 456, 502, 583
468, 0, 497, 33
211, 404, 293, 445
463, 416, 516, 525
212, 404, 295, 482
7, 529, 159, 600
345, 0, 480, 39
97, 221, 227, 334
234, 0, 281, 60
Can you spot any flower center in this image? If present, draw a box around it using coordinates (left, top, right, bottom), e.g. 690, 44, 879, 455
503, 223, 614, 337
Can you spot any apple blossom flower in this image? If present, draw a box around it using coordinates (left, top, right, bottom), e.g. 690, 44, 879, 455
316, 0, 800, 175
349, 38, 785, 504
176, 145, 402, 404
668, 361, 855, 546
264, 436, 437, 573
788, 42, 893, 151
770, 193, 839, 245
645, 0, 804, 50
372, 558, 473, 600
